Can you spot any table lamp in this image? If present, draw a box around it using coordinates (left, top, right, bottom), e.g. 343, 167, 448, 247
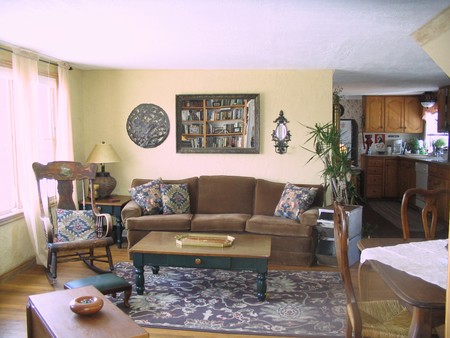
86, 141, 121, 199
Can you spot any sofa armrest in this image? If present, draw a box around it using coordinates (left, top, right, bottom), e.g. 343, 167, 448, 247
299, 208, 319, 226
121, 200, 142, 228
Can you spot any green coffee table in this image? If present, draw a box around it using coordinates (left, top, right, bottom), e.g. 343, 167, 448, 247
129, 231, 271, 301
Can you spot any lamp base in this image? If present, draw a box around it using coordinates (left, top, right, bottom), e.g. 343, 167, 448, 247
94, 172, 117, 199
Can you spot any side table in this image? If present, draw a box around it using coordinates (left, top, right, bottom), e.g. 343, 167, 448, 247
26, 285, 147, 338
81, 195, 131, 248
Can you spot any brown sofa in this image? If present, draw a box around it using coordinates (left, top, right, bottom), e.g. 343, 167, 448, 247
121, 175, 324, 266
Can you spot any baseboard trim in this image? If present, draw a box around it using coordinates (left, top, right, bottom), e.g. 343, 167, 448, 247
0, 258, 37, 283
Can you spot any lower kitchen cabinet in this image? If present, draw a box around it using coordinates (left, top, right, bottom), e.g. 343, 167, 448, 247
428, 163, 450, 222
398, 159, 416, 205
384, 159, 398, 197
361, 155, 399, 198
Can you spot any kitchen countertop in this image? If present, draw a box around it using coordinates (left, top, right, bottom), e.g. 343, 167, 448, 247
361, 153, 450, 165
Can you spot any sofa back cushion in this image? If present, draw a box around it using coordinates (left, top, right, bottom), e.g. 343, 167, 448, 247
131, 177, 199, 214
197, 175, 255, 214
253, 179, 323, 216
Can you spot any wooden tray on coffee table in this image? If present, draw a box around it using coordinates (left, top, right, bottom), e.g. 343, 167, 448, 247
175, 233, 235, 248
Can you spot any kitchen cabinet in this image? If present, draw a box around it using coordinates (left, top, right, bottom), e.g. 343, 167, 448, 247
384, 159, 398, 197
437, 86, 450, 132
428, 163, 450, 222
364, 96, 423, 133
363, 96, 385, 132
397, 159, 416, 199
361, 155, 385, 198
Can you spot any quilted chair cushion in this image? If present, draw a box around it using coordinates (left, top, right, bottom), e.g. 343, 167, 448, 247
129, 178, 163, 215
274, 183, 318, 221
160, 183, 191, 215
55, 209, 97, 242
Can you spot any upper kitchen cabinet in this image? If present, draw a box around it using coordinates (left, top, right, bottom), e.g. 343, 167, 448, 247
437, 86, 450, 132
364, 95, 423, 133
363, 96, 384, 132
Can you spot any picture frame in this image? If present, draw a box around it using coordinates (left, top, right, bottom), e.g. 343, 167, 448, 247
176, 94, 260, 154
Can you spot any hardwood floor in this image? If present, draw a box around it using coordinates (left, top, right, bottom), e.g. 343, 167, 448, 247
0, 237, 398, 338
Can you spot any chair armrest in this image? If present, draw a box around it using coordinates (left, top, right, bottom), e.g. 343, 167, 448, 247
42, 216, 55, 244
299, 208, 319, 226
94, 212, 113, 237
121, 200, 142, 228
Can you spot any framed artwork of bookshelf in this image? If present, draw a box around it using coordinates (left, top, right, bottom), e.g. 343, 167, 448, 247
176, 94, 260, 154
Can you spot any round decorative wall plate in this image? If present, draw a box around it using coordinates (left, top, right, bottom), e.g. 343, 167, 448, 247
126, 103, 170, 148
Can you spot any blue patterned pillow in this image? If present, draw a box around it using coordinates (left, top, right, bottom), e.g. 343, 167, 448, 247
129, 178, 163, 215
274, 183, 318, 221
55, 209, 97, 242
160, 183, 191, 215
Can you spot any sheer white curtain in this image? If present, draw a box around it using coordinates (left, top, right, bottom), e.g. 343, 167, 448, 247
56, 63, 74, 160
13, 52, 74, 266
12, 51, 47, 265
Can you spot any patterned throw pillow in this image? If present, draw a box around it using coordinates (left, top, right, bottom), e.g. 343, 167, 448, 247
55, 209, 97, 242
129, 178, 163, 215
160, 183, 191, 215
274, 183, 318, 221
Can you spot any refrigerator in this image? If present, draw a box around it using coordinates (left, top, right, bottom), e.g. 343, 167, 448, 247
340, 119, 358, 165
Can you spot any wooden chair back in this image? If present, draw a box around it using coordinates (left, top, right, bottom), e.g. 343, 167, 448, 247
333, 201, 362, 337
401, 188, 450, 240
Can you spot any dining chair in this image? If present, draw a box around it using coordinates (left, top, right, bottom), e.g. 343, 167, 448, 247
33, 161, 115, 284
358, 187, 450, 300
334, 201, 411, 338
401, 187, 450, 240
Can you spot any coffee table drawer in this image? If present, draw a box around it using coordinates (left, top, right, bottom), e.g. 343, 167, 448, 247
168, 255, 231, 269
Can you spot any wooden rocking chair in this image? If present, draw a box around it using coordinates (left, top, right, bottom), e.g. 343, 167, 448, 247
33, 161, 115, 283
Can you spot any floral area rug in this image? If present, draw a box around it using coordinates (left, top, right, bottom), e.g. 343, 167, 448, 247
110, 262, 346, 337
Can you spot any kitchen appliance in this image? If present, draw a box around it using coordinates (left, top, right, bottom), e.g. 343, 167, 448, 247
393, 140, 403, 154
340, 119, 358, 164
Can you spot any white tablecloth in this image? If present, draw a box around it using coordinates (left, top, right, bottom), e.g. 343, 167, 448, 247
360, 239, 448, 289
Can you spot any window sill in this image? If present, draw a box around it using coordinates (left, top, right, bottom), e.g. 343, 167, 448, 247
0, 210, 24, 226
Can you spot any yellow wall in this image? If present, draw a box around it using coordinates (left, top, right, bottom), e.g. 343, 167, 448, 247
77, 69, 332, 193
0, 217, 35, 276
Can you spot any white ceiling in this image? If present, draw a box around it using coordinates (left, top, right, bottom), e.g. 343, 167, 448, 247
0, 0, 449, 97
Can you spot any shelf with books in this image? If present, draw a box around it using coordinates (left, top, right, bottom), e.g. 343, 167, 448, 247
176, 94, 260, 154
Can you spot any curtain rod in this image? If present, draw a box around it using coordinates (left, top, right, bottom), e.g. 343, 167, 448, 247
0, 46, 72, 70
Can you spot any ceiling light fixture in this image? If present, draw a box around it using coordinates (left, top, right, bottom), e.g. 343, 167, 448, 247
419, 91, 436, 108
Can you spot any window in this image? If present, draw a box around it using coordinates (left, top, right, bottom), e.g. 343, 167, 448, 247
0, 68, 16, 215
0, 65, 58, 217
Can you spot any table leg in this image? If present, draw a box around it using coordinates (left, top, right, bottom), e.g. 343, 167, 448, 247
408, 307, 432, 338
135, 265, 145, 295
116, 220, 123, 248
257, 272, 267, 301
151, 266, 160, 274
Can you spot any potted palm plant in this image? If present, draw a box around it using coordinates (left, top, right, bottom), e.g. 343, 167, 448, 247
303, 121, 358, 205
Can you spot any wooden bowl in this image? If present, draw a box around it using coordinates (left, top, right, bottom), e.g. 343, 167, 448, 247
69, 295, 103, 315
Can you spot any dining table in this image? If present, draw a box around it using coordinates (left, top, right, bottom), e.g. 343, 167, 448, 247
359, 239, 448, 338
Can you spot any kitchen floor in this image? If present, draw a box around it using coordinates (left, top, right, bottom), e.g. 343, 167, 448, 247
363, 199, 448, 239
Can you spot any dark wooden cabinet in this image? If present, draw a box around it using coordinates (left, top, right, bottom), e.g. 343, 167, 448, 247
437, 86, 450, 132
398, 159, 416, 199
428, 163, 450, 222
384, 159, 398, 197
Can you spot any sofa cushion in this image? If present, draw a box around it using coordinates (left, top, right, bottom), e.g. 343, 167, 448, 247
246, 214, 315, 237
131, 177, 198, 214
129, 178, 163, 215
197, 175, 255, 214
274, 183, 318, 221
161, 183, 191, 215
191, 214, 250, 232
126, 214, 192, 232
253, 179, 323, 216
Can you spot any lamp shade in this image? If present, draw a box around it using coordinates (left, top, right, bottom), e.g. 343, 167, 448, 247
86, 142, 120, 199
86, 142, 121, 164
